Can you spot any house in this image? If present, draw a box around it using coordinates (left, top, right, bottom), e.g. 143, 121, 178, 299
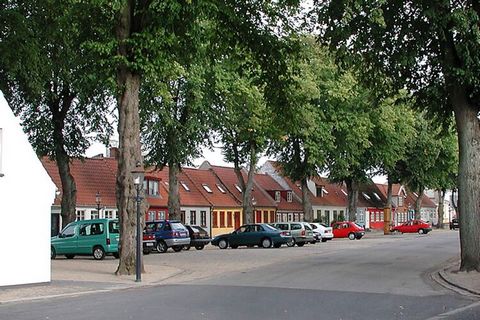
184, 166, 242, 237
0, 93, 56, 286
145, 167, 212, 235
42, 156, 119, 235
357, 181, 387, 229
199, 162, 278, 225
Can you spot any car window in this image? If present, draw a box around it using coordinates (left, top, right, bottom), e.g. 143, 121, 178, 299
256, 225, 264, 232
109, 221, 119, 234
304, 224, 312, 231
291, 224, 301, 230
333, 224, 341, 230
237, 226, 248, 233
164, 223, 172, 231
310, 224, 317, 229
276, 224, 289, 230
320, 223, 328, 228
171, 222, 186, 231
61, 225, 76, 237
263, 224, 278, 231
80, 223, 104, 236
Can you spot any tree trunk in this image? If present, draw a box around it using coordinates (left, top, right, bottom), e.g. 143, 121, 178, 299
168, 163, 181, 220
453, 90, 480, 272
236, 144, 257, 225
301, 178, 313, 221
115, 0, 145, 276
384, 178, 393, 235
414, 188, 424, 220
437, 189, 445, 229
346, 179, 358, 222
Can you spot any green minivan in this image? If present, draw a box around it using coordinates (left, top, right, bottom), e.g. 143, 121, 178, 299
51, 219, 120, 260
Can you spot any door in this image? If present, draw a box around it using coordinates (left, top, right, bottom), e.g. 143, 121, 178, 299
234, 211, 241, 229
77, 222, 105, 254
55, 224, 78, 254
229, 226, 248, 246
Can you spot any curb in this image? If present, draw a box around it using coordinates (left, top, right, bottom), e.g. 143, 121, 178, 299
437, 270, 480, 296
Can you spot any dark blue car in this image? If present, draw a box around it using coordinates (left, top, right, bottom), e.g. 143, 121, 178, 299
211, 223, 291, 249
145, 220, 190, 253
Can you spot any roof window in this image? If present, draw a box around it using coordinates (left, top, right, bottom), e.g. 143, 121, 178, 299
216, 184, 226, 193
362, 192, 371, 200
180, 181, 190, 191
235, 184, 242, 193
341, 189, 348, 196
373, 192, 381, 201
202, 184, 213, 193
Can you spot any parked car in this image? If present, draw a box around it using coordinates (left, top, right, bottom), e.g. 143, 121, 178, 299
449, 218, 459, 230
271, 222, 314, 247
143, 232, 156, 254
145, 220, 190, 253
184, 225, 211, 250
391, 220, 432, 234
51, 219, 119, 260
211, 223, 290, 249
309, 222, 334, 242
332, 221, 365, 240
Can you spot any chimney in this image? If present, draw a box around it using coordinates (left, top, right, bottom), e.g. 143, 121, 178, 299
107, 147, 119, 159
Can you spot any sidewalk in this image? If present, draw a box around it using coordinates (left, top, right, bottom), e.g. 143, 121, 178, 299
435, 258, 480, 296
0, 258, 183, 304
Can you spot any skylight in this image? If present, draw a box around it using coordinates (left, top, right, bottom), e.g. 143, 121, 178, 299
202, 184, 213, 193
373, 192, 381, 201
180, 181, 190, 191
341, 189, 348, 196
362, 192, 371, 200
216, 184, 226, 193
322, 187, 329, 194
235, 184, 242, 192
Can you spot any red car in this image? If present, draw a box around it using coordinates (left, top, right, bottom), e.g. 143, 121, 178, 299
332, 221, 365, 240
391, 220, 432, 234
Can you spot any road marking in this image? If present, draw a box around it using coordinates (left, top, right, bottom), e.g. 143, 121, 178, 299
424, 300, 480, 320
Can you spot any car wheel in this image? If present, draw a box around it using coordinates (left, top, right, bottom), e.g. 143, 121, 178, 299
195, 245, 205, 250
156, 241, 168, 253
51, 247, 56, 260
172, 246, 183, 252
418, 229, 425, 234
65, 254, 75, 259
348, 233, 356, 240
113, 252, 120, 259
218, 239, 228, 249
286, 238, 295, 247
93, 246, 105, 260
183, 244, 191, 251
296, 242, 305, 247
321, 238, 328, 242
261, 238, 272, 248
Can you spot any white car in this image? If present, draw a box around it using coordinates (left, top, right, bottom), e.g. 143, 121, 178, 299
310, 223, 334, 242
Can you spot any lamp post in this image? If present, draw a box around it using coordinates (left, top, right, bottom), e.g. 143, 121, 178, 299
132, 163, 144, 283
95, 191, 101, 218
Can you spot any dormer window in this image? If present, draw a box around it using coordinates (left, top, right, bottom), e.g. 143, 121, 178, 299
287, 191, 293, 202
362, 192, 371, 200
275, 191, 281, 202
216, 184, 226, 193
202, 184, 213, 193
398, 195, 404, 206
235, 184, 242, 193
181, 181, 190, 191
316, 185, 328, 197
147, 180, 159, 196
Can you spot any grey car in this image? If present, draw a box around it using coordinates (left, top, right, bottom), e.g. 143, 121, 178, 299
271, 222, 315, 247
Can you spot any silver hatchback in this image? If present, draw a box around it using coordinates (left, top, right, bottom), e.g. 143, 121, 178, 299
272, 222, 315, 247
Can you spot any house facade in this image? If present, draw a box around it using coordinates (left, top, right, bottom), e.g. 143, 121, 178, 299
0, 94, 56, 286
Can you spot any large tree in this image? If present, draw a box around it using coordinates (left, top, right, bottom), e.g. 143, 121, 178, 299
315, 0, 480, 271
0, 0, 113, 228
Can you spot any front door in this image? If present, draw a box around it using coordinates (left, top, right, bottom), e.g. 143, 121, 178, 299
234, 211, 241, 229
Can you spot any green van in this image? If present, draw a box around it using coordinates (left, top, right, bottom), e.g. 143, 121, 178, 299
51, 219, 120, 260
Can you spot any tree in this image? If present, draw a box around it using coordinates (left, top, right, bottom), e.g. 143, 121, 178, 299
0, 0, 113, 228
315, 1, 480, 271
269, 36, 336, 221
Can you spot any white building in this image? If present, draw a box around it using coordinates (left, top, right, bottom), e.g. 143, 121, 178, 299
0, 92, 56, 286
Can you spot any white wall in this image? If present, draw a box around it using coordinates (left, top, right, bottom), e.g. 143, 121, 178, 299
0, 93, 55, 286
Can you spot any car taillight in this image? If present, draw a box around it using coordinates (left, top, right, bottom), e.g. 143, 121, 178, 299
106, 238, 111, 245
301, 230, 305, 236
281, 231, 290, 236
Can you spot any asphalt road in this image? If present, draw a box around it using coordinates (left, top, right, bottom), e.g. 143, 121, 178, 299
1, 231, 478, 320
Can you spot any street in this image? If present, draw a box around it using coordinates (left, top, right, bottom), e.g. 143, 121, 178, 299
1, 231, 478, 320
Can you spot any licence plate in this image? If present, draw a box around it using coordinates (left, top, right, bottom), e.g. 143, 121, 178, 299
146, 243, 154, 246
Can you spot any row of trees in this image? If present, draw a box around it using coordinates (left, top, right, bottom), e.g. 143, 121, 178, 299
1, 1, 474, 272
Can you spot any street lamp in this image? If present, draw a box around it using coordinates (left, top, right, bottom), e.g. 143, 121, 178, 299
95, 191, 101, 217
132, 163, 144, 283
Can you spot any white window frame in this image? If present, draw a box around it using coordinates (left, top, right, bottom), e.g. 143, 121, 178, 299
362, 192, 371, 200
202, 184, 213, 193
341, 189, 348, 196
216, 184, 226, 193
287, 191, 293, 202
275, 191, 281, 202
76, 210, 85, 221
180, 181, 190, 191
235, 184, 242, 193
322, 187, 329, 195
373, 192, 381, 201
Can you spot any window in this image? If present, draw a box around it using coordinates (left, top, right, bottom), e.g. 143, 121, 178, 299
322, 187, 329, 195
376, 212, 380, 221
263, 211, 269, 223
148, 211, 156, 221
287, 191, 293, 202
91, 210, 99, 220
398, 196, 404, 206
341, 189, 348, 196
220, 211, 225, 227
270, 211, 275, 223
235, 184, 242, 192
80, 223, 104, 236
362, 192, 371, 200
380, 212, 384, 221
180, 181, 190, 191
190, 210, 196, 225
109, 221, 119, 233
213, 211, 218, 227
227, 212, 232, 227
316, 186, 323, 197
371, 212, 375, 221
159, 211, 166, 220
142, 179, 147, 192
104, 210, 115, 219
202, 184, 213, 193
373, 192, 381, 201
291, 223, 301, 230
216, 184, 226, 193
275, 191, 281, 202
200, 211, 207, 227
61, 225, 76, 237
180, 210, 186, 223
76, 210, 85, 221
148, 180, 159, 196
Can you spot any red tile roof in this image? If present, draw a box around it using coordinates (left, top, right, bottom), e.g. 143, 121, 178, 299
307, 177, 348, 207
41, 157, 118, 207
207, 165, 277, 208
183, 167, 240, 208
254, 173, 303, 212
